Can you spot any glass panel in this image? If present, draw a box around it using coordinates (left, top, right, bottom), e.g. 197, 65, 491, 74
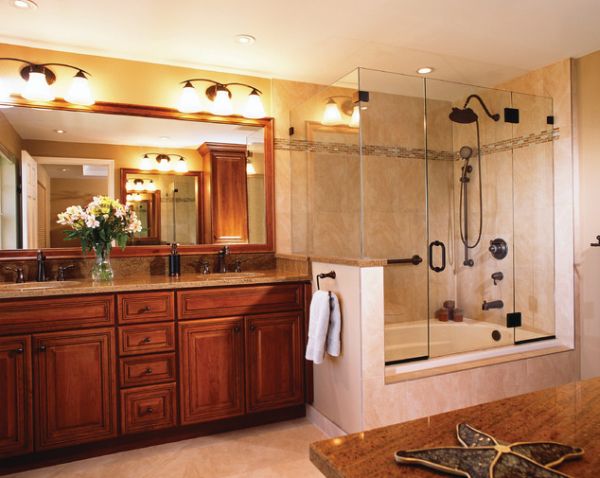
246, 129, 267, 244
512, 92, 555, 342
289, 69, 360, 258
0, 150, 18, 249
426, 79, 515, 358
358, 69, 428, 363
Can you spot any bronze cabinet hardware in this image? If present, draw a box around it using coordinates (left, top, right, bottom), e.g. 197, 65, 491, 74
387, 255, 423, 266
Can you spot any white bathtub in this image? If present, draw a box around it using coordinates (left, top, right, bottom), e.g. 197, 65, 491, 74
384, 318, 516, 363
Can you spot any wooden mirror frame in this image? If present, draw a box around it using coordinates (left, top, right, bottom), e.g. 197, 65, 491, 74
0, 97, 274, 260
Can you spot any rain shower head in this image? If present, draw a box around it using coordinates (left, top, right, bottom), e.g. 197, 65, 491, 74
459, 146, 473, 159
449, 107, 478, 124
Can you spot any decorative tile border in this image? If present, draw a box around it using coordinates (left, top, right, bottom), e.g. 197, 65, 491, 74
275, 128, 559, 161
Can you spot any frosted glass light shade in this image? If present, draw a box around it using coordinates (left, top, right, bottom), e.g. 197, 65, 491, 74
22, 71, 54, 101
146, 180, 157, 192
243, 90, 265, 118
157, 157, 172, 172
349, 104, 360, 128
140, 154, 154, 170
177, 82, 202, 113
65, 72, 95, 106
321, 99, 342, 125
211, 88, 233, 116
174, 157, 188, 173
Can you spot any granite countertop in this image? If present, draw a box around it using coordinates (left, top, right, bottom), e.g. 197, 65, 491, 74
310, 377, 600, 477
0, 270, 311, 299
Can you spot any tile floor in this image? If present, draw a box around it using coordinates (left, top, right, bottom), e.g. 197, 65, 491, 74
6, 419, 326, 478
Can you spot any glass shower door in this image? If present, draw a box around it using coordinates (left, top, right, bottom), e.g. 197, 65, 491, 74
426, 79, 515, 358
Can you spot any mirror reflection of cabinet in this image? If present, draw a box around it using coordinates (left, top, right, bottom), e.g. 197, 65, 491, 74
199, 143, 249, 245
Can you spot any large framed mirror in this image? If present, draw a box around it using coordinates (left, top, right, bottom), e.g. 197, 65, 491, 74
0, 99, 274, 259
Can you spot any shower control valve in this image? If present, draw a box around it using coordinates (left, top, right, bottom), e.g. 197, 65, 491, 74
489, 238, 508, 260
491, 271, 504, 285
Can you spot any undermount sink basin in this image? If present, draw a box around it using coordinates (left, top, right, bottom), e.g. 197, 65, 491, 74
196, 272, 264, 280
0, 281, 81, 291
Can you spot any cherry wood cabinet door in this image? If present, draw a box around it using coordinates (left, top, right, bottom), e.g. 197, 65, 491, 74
179, 317, 245, 425
246, 312, 304, 413
33, 329, 117, 450
0, 336, 32, 457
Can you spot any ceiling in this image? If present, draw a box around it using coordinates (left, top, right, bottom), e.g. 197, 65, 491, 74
2, 107, 260, 147
0, 0, 599, 87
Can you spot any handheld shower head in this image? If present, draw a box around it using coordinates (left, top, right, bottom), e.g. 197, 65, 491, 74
459, 146, 473, 160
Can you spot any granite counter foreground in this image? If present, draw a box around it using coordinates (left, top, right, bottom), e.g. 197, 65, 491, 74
0, 270, 310, 299
310, 377, 600, 477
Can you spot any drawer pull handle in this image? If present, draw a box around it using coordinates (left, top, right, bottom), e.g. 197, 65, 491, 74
142, 337, 152, 344
38, 345, 46, 352
140, 306, 151, 313
15, 347, 24, 354
144, 368, 153, 375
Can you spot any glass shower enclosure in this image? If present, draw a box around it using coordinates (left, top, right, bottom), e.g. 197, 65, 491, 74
289, 68, 556, 365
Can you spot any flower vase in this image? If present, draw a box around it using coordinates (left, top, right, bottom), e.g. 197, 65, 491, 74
92, 245, 114, 281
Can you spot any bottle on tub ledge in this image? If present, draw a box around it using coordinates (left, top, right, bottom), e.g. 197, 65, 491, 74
169, 242, 181, 277
435, 300, 464, 322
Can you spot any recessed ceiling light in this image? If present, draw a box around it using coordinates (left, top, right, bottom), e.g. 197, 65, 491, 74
159, 136, 170, 142
417, 67, 434, 75
54, 129, 66, 134
235, 34, 256, 45
11, 0, 38, 10
61, 168, 69, 172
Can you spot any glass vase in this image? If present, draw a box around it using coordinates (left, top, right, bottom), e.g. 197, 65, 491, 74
92, 245, 114, 282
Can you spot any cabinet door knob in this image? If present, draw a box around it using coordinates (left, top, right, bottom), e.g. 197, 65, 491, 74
38, 345, 46, 352
233, 326, 241, 333
140, 306, 151, 313
249, 324, 256, 332
145, 407, 154, 414
142, 337, 152, 344
144, 368, 153, 375
15, 347, 24, 354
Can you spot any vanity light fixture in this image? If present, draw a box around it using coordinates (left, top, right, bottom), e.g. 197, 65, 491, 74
322, 96, 361, 127
0, 58, 94, 105
417, 66, 434, 75
176, 78, 265, 118
126, 178, 158, 192
139, 153, 188, 173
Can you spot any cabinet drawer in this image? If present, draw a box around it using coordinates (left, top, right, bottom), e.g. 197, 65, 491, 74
118, 291, 174, 324
177, 283, 303, 320
121, 383, 177, 434
119, 324, 175, 356
0, 294, 114, 334
120, 353, 176, 388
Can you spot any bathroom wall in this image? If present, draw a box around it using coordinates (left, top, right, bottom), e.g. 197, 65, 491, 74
574, 49, 600, 379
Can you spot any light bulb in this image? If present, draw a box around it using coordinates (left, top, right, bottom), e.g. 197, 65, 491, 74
243, 89, 265, 118
133, 180, 144, 192
22, 70, 54, 102
146, 180, 157, 192
140, 154, 154, 170
246, 159, 256, 175
157, 155, 172, 172
65, 71, 95, 106
176, 81, 202, 113
321, 99, 342, 125
174, 157, 188, 173
211, 87, 233, 116
349, 104, 360, 128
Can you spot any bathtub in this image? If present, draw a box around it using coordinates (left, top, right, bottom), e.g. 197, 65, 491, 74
384, 318, 516, 364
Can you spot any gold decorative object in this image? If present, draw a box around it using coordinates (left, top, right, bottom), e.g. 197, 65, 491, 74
395, 423, 583, 478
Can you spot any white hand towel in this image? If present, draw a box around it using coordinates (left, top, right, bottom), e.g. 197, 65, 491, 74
305, 290, 341, 364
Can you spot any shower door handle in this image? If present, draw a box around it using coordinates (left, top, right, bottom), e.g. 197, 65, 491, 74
429, 241, 446, 273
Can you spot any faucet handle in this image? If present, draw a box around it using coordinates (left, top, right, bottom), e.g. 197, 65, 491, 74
3, 266, 25, 283
56, 264, 76, 281
200, 260, 210, 275
233, 260, 242, 273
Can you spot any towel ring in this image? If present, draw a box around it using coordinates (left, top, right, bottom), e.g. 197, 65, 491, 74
316, 270, 336, 291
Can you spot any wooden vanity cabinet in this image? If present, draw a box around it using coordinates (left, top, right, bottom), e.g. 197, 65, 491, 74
33, 329, 117, 450
0, 336, 32, 457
